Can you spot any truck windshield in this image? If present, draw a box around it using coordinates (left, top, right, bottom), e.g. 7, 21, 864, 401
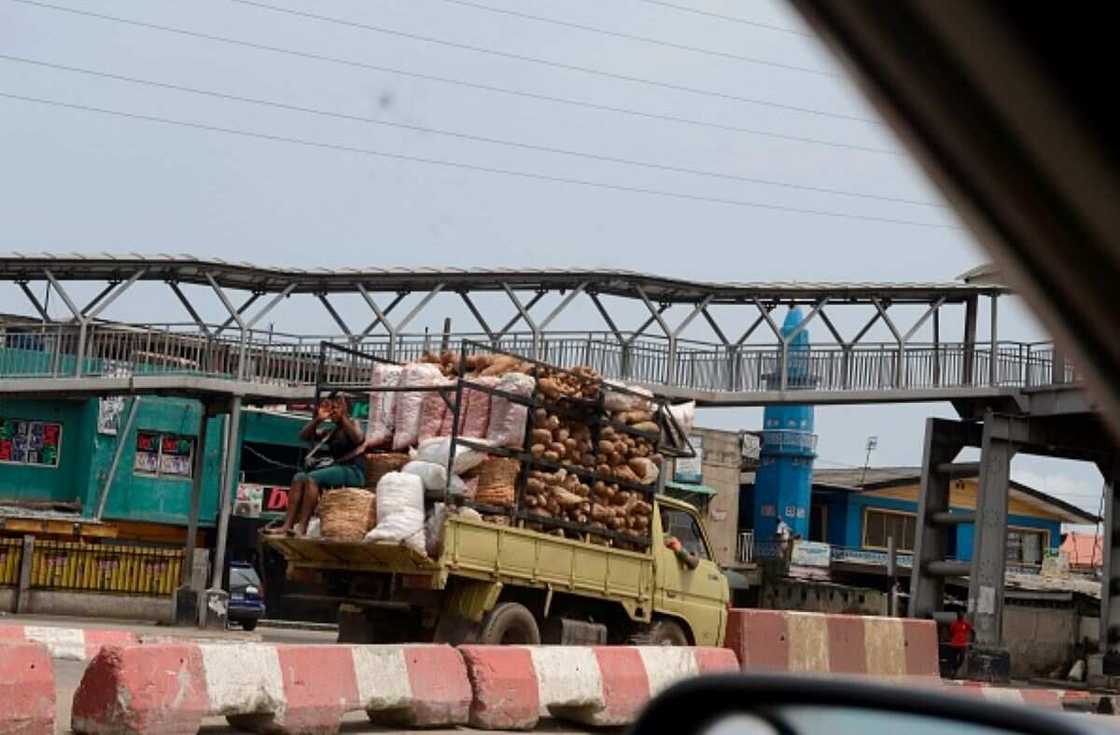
663, 508, 710, 561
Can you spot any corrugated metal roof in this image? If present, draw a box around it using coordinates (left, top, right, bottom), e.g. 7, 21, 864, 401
0, 253, 1009, 302
742, 465, 1097, 524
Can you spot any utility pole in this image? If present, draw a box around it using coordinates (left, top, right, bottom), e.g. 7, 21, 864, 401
861, 436, 879, 485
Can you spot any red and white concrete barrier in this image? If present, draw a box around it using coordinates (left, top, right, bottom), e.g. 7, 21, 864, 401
944, 681, 1095, 711
71, 643, 471, 735
0, 624, 138, 661
459, 645, 739, 730
0, 642, 55, 735
724, 609, 939, 680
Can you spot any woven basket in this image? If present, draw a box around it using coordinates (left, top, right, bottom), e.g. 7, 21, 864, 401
365, 452, 409, 488
474, 484, 515, 508
475, 457, 521, 489
319, 488, 377, 541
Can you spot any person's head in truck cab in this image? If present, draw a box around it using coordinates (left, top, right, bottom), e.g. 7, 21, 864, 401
660, 508, 701, 570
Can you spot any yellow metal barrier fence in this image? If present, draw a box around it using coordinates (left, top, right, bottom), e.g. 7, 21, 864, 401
29, 540, 182, 596
0, 538, 22, 586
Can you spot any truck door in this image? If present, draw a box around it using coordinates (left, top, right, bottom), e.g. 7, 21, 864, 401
655, 506, 728, 645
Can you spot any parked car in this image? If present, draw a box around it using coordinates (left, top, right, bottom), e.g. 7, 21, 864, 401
228, 561, 265, 632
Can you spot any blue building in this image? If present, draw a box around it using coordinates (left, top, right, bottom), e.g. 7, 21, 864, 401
741, 466, 1096, 566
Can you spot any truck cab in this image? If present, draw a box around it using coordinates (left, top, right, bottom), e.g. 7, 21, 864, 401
652, 496, 728, 645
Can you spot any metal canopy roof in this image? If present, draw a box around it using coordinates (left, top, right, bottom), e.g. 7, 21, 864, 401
0, 253, 1008, 303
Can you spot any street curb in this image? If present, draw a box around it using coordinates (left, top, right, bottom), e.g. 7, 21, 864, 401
257, 619, 339, 632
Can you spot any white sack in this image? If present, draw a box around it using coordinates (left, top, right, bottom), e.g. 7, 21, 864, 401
414, 436, 488, 475
401, 460, 466, 494
364, 471, 426, 555
603, 379, 654, 412
668, 401, 696, 435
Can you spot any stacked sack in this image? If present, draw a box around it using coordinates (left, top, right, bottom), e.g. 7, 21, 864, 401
359, 352, 687, 551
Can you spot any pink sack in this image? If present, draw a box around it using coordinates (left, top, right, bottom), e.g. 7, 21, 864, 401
486, 372, 536, 448
461, 377, 497, 438
438, 394, 459, 436
392, 363, 444, 450
367, 363, 402, 448
417, 378, 454, 445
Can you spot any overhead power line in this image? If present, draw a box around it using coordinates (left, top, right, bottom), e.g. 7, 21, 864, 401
637, 0, 814, 38
423, 0, 836, 77
230, 0, 879, 124
0, 54, 939, 208
10, 0, 900, 155
0, 91, 956, 229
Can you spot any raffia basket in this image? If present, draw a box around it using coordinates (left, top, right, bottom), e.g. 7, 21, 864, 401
474, 484, 516, 508
365, 452, 409, 488
475, 457, 521, 489
319, 487, 377, 541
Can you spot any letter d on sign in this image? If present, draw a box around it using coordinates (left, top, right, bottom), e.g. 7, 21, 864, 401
266, 487, 288, 511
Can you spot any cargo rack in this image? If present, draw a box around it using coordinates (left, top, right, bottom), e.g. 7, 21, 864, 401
314, 340, 696, 549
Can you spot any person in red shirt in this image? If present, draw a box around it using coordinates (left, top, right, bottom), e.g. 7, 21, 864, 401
947, 611, 974, 677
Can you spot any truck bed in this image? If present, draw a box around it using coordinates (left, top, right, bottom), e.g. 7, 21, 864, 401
265, 515, 655, 617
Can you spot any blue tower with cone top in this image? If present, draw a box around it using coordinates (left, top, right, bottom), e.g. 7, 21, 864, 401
753, 307, 817, 542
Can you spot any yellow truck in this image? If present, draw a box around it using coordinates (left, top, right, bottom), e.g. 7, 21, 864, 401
264, 494, 729, 646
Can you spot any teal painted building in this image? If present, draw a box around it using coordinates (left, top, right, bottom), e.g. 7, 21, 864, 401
0, 394, 310, 539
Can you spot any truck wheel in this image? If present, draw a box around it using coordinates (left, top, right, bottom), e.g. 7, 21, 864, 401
628, 619, 689, 646
479, 602, 541, 645
337, 606, 375, 644
240, 619, 258, 632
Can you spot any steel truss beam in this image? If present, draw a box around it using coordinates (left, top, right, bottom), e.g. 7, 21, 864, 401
3, 263, 1022, 392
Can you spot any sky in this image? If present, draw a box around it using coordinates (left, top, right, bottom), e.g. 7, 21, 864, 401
0, 0, 1104, 522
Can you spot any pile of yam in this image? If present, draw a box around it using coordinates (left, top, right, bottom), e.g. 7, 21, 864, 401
521, 467, 652, 540
529, 409, 662, 488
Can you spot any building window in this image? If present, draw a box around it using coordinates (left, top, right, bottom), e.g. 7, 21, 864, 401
1007, 528, 1048, 566
134, 431, 194, 479
0, 417, 62, 467
662, 508, 711, 560
862, 508, 916, 551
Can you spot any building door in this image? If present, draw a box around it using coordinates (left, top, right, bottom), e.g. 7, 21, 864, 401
809, 503, 828, 542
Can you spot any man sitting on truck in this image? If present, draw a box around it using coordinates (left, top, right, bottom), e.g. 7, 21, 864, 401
264, 395, 367, 537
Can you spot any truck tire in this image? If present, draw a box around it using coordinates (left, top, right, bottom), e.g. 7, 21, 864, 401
479, 602, 541, 645
627, 618, 689, 646
337, 606, 375, 644
239, 619, 258, 632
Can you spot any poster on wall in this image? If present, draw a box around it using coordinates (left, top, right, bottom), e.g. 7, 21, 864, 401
673, 434, 704, 483
158, 434, 193, 478
234, 484, 264, 518
0, 417, 62, 467
96, 364, 132, 435
135, 432, 194, 478
134, 432, 161, 474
